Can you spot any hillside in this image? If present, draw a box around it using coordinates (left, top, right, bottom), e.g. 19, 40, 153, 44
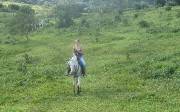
0, 4, 180, 112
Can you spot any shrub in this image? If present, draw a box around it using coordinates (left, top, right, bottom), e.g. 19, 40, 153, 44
16, 53, 35, 74
165, 6, 172, 11
118, 10, 123, 15
156, 0, 166, 7
57, 17, 73, 28
23, 53, 33, 64
17, 61, 27, 74
56, 4, 85, 28
0, 5, 9, 12
126, 53, 131, 60
19, 5, 35, 15
16, 56, 27, 74
80, 19, 89, 28
176, 11, 180, 18
151, 63, 177, 79
0, 3, 3, 9
134, 2, 149, 10
166, 1, 176, 6
95, 37, 99, 42
8, 4, 20, 11
135, 4, 142, 10
171, 28, 180, 33
138, 20, 150, 28
7, 5, 37, 40
114, 15, 121, 22
173, 0, 180, 5
134, 13, 138, 18
133, 57, 178, 79
3, 36, 17, 45
122, 18, 129, 26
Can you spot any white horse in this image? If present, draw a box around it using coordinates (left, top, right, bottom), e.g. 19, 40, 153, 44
67, 54, 82, 94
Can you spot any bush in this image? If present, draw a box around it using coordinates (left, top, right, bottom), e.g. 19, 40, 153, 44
166, 1, 176, 6
165, 6, 172, 11
57, 17, 73, 28
17, 61, 27, 74
126, 53, 131, 60
0, 3, 3, 9
176, 12, 180, 18
55, 4, 85, 28
0, 5, 9, 12
156, 0, 166, 7
80, 19, 89, 28
23, 53, 33, 64
152, 63, 177, 79
7, 5, 36, 40
134, 2, 149, 10
118, 10, 123, 15
138, 20, 150, 28
114, 15, 121, 22
173, 0, 180, 5
132, 57, 178, 79
134, 13, 139, 18
3, 36, 17, 45
16, 55, 28, 74
122, 18, 129, 26
19, 5, 35, 14
146, 26, 180, 34
8, 4, 20, 11
16, 53, 36, 74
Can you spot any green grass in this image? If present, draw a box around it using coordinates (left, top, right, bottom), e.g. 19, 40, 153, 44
0, 6, 180, 112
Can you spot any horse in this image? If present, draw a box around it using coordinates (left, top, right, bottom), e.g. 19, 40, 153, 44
67, 54, 83, 95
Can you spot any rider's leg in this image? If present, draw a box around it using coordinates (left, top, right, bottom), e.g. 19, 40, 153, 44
79, 56, 86, 75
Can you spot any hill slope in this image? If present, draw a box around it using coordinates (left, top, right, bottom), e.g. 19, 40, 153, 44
0, 6, 180, 112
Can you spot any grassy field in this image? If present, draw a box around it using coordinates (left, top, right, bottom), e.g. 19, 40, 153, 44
0, 5, 180, 112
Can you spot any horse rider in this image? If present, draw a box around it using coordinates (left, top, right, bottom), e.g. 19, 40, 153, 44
73, 39, 86, 76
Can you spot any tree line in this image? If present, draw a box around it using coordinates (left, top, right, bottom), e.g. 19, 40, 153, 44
1, 0, 180, 41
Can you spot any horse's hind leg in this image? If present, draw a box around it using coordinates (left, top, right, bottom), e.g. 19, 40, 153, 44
73, 77, 76, 95
77, 77, 81, 94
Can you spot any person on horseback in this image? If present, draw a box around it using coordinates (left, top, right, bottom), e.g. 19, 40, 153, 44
73, 39, 86, 75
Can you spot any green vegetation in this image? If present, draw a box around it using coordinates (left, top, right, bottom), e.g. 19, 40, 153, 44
0, 0, 180, 112
55, 3, 85, 28
7, 5, 37, 40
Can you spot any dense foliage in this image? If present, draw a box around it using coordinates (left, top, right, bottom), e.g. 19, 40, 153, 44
55, 3, 86, 28
7, 5, 37, 40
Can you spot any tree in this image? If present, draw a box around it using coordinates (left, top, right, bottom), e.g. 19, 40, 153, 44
55, 3, 85, 28
83, 0, 128, 12
8, 4, 20, 12
7, 6, 37, 40
173, 0, 180, 5
134, 1, 149, 10
0, 3, 3, 9
156, 0, 166, 6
